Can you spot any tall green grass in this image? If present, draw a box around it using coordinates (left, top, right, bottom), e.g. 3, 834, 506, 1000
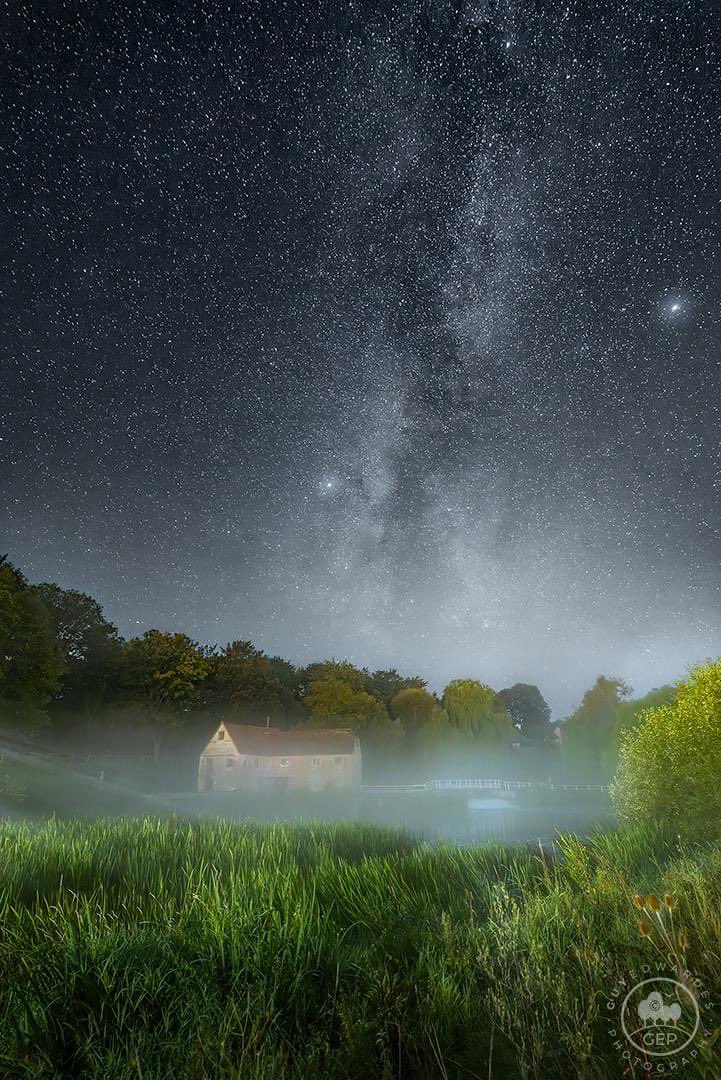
0, 819, 719, 1078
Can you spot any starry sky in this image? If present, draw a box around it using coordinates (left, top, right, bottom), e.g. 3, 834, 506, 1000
2, 0, 720, 715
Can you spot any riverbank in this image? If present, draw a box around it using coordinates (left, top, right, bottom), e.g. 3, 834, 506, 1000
0, 819, 719, 1077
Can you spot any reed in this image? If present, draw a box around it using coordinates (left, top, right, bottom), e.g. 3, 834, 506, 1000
0, 819, 718, 1078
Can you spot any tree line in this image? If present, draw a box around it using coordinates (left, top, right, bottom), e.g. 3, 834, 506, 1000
0, 556, 672, 772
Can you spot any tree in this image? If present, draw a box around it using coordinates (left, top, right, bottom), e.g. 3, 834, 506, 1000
390, 687, 436, 738
122, 631, 212, 757
368, 669, 426, 704
497, 683, 551, 742
0, 559, 62, 723
209, 640, 288, 718
442, 679, 512, 744
615, 685, 676, 736
267, 655, 302, 694
563, 676, 630, 773
267, 655, 306, 720
611, 660, 721, 835
417, 705, 463, 755
304, 678, 390, 734
32, 583, 123, 720
300, 660, 370, 692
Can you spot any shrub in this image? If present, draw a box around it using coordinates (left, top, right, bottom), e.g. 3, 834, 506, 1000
611, 658, 721, 835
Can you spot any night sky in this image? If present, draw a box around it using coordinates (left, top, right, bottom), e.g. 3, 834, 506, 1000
3, 0, 720, 714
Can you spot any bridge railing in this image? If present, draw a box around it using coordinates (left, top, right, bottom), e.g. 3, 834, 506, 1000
361, 778, 609, 794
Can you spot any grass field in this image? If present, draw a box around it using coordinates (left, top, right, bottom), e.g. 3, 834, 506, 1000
0, 819, 720, 1079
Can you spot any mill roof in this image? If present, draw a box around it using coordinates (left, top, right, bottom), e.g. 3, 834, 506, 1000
221, 723, 356, 756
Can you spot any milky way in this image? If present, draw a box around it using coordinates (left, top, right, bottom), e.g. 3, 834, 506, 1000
2, 1, 720, 713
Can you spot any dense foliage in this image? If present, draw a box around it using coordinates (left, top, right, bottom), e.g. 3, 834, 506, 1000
0, 818, 718, 1078
497, 682, 552, 741
442, 679, 512, 743
557, 679, 679, 781
612, 659, 721, 836
0, 559, 62, 720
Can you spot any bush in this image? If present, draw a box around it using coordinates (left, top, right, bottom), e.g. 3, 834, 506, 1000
611, 658, 721, 835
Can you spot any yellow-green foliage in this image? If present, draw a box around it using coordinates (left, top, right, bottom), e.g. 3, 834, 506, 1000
304, 677, 390, 732
611, 658, 721, 834
441, 678, 512, 742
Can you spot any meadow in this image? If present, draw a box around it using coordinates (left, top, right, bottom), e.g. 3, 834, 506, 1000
0, 819, 720, 1079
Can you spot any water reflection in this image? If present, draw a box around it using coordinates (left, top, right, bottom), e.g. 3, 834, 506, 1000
357, 797, 614, 845
180, 790, 615, 845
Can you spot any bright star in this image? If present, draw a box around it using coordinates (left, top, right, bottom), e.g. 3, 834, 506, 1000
661, 296, 689, 321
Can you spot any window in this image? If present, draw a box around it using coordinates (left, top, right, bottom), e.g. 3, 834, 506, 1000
254, 758, 260, 768
280, 758, 289, 768
334, 757, 344, 769
312, 757, 321, 768
225, 757, 234, 769
217, 730, 225, 741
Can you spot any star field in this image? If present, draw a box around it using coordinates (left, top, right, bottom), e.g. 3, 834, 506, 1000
2, 0, 720, 713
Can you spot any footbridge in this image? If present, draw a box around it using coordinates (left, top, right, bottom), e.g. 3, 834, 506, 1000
361, 778, 608, 795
